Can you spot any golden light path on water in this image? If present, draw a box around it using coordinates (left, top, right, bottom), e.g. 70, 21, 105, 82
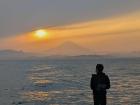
21, 65, 53, 102
21, 91, 49, 101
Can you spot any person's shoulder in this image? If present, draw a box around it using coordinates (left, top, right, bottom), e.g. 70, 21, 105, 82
92, 74, 97, 78
102, 73, 108, 76
92, 74, 96, 76
104, 74, 110, 79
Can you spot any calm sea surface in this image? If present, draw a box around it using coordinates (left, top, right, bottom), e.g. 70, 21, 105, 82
0, 57, 140, 105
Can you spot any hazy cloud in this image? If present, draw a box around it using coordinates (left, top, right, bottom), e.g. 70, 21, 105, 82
0, 0, 140, 37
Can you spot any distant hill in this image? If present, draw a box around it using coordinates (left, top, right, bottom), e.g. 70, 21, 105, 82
111, 52, 140, 58
0, 50, 34, 60
45, 41, 94, 56
130, 51, 140, 57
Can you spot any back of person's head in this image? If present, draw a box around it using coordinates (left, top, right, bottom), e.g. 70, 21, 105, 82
96, 64, 104, 73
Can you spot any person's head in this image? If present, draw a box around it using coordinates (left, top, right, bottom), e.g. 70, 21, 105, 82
96, 64, 104, 74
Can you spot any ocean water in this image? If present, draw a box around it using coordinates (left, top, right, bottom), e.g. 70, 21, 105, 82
0, 57, 140, 105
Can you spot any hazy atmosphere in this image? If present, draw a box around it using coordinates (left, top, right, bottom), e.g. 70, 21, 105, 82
0, 1, 140, 105
0, 0, 140, 56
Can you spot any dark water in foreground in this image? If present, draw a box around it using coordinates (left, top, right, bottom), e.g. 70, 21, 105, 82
0, 57, 140, 105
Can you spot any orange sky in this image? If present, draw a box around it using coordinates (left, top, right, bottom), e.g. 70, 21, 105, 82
0, 12, 140, 55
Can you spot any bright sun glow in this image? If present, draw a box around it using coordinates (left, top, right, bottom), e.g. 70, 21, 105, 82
35, 29, 48, 39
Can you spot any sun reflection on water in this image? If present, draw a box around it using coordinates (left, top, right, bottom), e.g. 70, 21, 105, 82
21, 91, 49, 101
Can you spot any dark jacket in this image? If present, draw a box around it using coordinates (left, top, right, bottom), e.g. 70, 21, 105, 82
90, 72, 110, 94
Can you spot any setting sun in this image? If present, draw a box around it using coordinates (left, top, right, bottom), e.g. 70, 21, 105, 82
35, 29, 48, 39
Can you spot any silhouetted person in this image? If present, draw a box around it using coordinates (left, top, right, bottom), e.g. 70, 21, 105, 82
90, 64, 110, 105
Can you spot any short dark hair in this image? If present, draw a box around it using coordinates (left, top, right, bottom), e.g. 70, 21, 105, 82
96, 64, 104, 72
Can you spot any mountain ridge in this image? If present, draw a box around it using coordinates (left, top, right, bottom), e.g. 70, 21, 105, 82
45, 41, 94, 56
0, 49, 34, 60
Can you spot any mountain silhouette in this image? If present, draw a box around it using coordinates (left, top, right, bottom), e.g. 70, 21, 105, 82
0, 50, 33, 60
45, 41, 93, 56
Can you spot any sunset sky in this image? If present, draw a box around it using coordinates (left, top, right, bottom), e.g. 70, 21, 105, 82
0, 0, 140, 55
